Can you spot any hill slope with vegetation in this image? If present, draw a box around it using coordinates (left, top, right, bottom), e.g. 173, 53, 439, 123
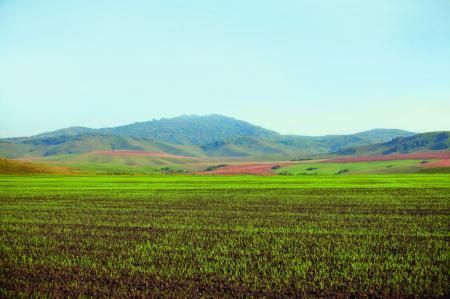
335, 131, 450, 156
0, 115, 418, 159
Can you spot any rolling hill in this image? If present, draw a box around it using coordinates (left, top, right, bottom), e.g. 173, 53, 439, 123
0, 158, 75, 175
0, 134, 204, 159
198, 128, 416, 158
32, 115, 279, 145
0, 114, 418, 159
334, 131, 450, 156
98, 114, 280, 145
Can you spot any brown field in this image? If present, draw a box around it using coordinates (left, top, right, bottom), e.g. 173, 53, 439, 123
204, 162, 292, 175
0, 158, 75, 175
424, 159, 450, 168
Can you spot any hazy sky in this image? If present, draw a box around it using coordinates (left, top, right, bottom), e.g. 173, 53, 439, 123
1, 0, 449, 137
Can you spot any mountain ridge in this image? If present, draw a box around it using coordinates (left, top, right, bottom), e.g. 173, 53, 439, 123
0, 114, 425, 159
334, 131, 450, 156
8, 114, 413, 140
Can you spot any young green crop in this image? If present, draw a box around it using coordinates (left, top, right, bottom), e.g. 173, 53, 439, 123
0, 175, 449, 297
277, 159, 427, 175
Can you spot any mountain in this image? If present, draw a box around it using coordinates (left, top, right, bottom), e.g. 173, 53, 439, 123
274, 129, 415, 153
33, 126, 96, 139
199, 129, 415, 157
28, 115, 279, 145
98, 114, 279, 145
335, 131, 450, 156
0, 134, 203, 158
350, 129, 415, 143
0, 115, 417, 159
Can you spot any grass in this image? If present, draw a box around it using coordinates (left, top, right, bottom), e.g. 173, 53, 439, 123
5, 149, 449, 175
41, 153, 258, 174
0, 158, 75, 175
0, 174, 449, 297
277, 159, 427, 175
418, 167, 450, 174
16, 152, 447, 175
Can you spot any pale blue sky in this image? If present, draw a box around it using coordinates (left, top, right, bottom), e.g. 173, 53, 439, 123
1, 0, 449, 137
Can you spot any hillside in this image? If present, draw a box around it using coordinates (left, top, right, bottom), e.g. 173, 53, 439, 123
0, 115, 416, 159
34, 126, 96, 139
98, 114, 279, 145
352, 129, 415, 142
0, 158, 75, 175
335, 131, 450, 156
0, 134, 204, 159
200, 129, 415, 158
28, 115, 279, 145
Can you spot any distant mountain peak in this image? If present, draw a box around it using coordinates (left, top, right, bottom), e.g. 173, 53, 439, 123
1, 114, 435, 159
96, 114, 279, 145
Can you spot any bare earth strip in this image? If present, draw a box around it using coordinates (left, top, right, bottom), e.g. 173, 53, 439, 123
203, 162, 293, 175
424, 159, 450, 168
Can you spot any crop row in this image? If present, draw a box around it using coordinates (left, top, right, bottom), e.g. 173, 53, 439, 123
0, 176, 449, 297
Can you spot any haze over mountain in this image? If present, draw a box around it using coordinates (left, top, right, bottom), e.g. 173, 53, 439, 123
0, 115, 424, 159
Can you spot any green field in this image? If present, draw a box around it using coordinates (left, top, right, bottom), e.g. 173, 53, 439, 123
277, 159, 427, 175
1, 175, 449, 297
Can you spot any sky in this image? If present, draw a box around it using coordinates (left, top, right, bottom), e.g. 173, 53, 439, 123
1, 0, 450, 137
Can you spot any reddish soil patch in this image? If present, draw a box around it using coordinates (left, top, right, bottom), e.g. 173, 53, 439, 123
92, 150, 185, 158
423, 159, 450, 168
326, 151, 450, 163
204, 162, 292, 175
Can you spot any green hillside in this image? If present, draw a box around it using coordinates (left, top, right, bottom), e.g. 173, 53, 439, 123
0, 134, 203, 159
199, 129, 415, 158
335, 131, 450, 156
0, 115, 417, 159
96, 114, 279, 145
33, 126, 96, 138
352, 128, 415, 141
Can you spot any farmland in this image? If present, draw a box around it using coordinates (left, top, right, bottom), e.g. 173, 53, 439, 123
0, 175, 449, 297
276, 160, 426, 175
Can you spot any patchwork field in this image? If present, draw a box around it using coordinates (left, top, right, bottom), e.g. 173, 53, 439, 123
6, 150, 449, 175
326, 151, 450, 162
276, 159, 427, 175
0, 175, 449, 297
201, 162, 294, 175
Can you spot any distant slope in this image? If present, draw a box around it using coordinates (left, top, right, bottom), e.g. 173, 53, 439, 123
33, 126, 96, 139
98, 114, 279, 145
0, 158, 75, 175
0, 134, 204, 159
274, 128, 414, 154
0, 140, 32, 158
352, 129, 415, 142
200, 137, 294, 157
335, 131, 450, 156
200, 129, 415, 158
0, 115, 416, 159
